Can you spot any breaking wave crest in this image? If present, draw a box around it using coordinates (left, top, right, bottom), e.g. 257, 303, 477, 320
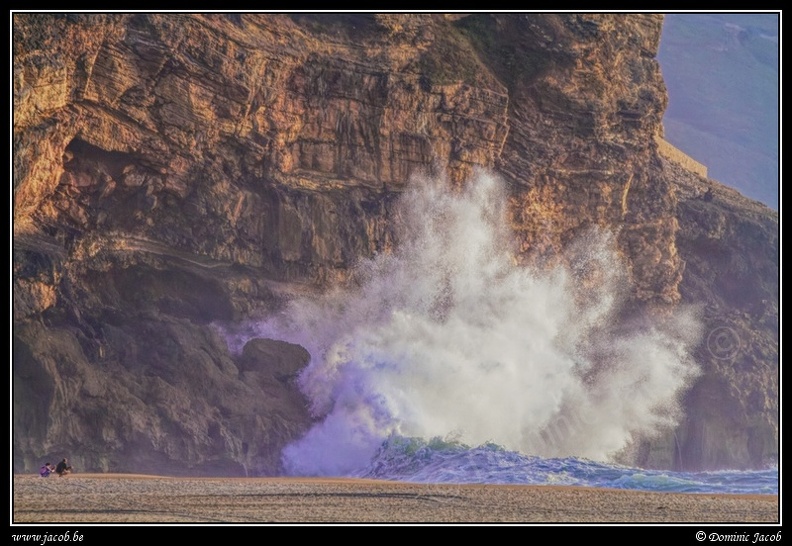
238, 171, 702, 477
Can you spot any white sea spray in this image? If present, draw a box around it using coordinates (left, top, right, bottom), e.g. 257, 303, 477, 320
234, 171, 702, 476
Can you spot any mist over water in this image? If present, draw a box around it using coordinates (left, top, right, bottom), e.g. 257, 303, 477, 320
241, 172, 702, 477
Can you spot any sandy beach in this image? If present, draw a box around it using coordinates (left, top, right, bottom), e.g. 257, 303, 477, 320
11, 473, 779, 524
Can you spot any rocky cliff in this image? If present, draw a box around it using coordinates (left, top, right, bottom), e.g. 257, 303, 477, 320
12, 13, 778, 475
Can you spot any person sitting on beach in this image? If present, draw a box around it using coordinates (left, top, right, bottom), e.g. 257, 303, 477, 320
39, 463, 54, 477
55, 458, 72, 477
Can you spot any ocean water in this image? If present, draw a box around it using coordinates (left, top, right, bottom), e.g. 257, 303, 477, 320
226, 171, 777, 496
356, 436, 778, 495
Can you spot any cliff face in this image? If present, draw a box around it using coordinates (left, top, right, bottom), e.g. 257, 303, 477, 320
664, 160, 778, 470
13, 13, 778, 474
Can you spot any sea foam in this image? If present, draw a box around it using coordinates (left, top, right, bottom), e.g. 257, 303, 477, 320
237, 171, 702, 477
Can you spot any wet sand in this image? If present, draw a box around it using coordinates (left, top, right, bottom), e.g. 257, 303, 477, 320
12, 473, 779, 524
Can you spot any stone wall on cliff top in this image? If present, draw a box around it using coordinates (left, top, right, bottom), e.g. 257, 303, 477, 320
13, 13, 777, 474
